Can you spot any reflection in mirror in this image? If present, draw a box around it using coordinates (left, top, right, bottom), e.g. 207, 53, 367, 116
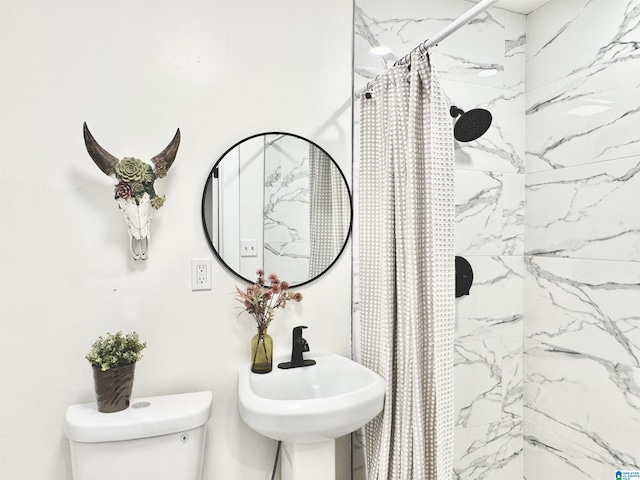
202, 133, 352, 287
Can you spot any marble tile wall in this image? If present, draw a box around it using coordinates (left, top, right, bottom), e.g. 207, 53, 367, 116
263, 135, 311, 283
353, 1, 526, 478
524, 0, 640, 479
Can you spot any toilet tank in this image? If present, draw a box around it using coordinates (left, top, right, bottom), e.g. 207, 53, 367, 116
65, 391, 213, 480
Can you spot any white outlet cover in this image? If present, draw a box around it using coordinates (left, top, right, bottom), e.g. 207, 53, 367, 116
191, 258, 212, 291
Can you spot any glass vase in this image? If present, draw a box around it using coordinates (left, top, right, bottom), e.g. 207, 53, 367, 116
251, 327, 273, 374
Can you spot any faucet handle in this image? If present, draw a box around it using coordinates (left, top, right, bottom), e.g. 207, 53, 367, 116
293, 325, 308, 338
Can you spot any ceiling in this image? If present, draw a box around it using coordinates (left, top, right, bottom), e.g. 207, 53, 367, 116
492, 0, 553, 14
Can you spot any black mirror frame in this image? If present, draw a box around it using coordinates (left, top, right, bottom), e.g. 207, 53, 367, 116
201, 131, 353, 287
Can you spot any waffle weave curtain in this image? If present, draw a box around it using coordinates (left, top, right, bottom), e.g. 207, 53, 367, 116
359, 53, 455, 479
309, 146, 350, 278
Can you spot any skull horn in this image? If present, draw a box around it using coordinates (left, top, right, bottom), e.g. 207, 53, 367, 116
150, 128, 181, 177
83, 122, 120, 176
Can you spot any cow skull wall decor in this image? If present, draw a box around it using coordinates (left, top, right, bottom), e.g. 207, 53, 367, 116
83, 122, 181, 260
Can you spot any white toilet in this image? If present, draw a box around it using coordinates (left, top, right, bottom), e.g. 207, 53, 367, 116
64, 391, 213, 480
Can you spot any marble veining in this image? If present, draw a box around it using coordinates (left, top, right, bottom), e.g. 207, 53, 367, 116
455, 339, 503, 428
264, 242, 310, 286
454, 335, 524, 428
526, 0, 640, 172
455, 256, 524, 342
524, 418, 629, 480
264, 187, 309, 241
526, 0, 640, 91
526, 67, 640, 171
502, 337, 523, 419
524, 339, 640, 478
456, 171, 525, 255
525, 256, 640, 368
526, 157, 640, 261
262, 139, 311, 282
454, 255, 524, 476
454, 417, 523, 480
456, 170, 502, 255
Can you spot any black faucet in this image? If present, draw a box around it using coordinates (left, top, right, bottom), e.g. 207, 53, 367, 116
277, 326, 316, 369
291, 326, 310, 366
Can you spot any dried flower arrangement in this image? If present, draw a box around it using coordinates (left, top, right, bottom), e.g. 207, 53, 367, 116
235, 269, 303, 329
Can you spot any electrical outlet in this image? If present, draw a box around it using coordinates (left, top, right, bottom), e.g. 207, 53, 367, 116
240, 239, 258, 257
191, 258, 211, 291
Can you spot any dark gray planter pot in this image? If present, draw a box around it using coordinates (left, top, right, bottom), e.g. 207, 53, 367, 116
92, 363, 136, 413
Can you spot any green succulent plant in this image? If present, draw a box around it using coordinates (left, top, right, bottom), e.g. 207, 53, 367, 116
85, 331, 147, 371
111, 157, 164, 208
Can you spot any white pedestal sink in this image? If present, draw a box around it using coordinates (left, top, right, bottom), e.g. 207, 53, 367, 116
237, 351, 385, 480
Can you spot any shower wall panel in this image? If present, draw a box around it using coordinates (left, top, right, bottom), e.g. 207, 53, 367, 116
524, 0, 640, 478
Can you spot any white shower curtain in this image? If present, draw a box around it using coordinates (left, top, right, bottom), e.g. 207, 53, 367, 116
359, 52, 455, 479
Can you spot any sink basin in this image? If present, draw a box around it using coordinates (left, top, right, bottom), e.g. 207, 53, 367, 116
237, 351, 385, 444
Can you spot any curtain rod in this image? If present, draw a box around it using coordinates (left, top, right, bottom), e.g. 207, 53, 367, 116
358, 0, 500, 96
394, 0, 500, 66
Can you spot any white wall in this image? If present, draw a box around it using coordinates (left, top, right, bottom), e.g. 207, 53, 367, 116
0, 1, 353, 479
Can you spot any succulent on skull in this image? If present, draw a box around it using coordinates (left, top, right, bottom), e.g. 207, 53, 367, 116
83, 122, 180, 260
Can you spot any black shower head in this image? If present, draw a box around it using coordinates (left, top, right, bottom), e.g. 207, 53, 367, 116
450, 105, 492, 142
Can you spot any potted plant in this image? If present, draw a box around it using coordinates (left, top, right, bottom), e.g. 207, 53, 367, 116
235, 270, 303, 374
85, 331, 147, 413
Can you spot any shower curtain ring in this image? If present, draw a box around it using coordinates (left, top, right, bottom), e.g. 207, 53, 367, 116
364, 81, 373, 98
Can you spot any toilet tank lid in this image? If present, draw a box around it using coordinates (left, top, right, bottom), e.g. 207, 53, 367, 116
64, 391, 213, 443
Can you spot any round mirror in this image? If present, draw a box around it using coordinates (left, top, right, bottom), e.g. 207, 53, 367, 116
202, 132, 352, 287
